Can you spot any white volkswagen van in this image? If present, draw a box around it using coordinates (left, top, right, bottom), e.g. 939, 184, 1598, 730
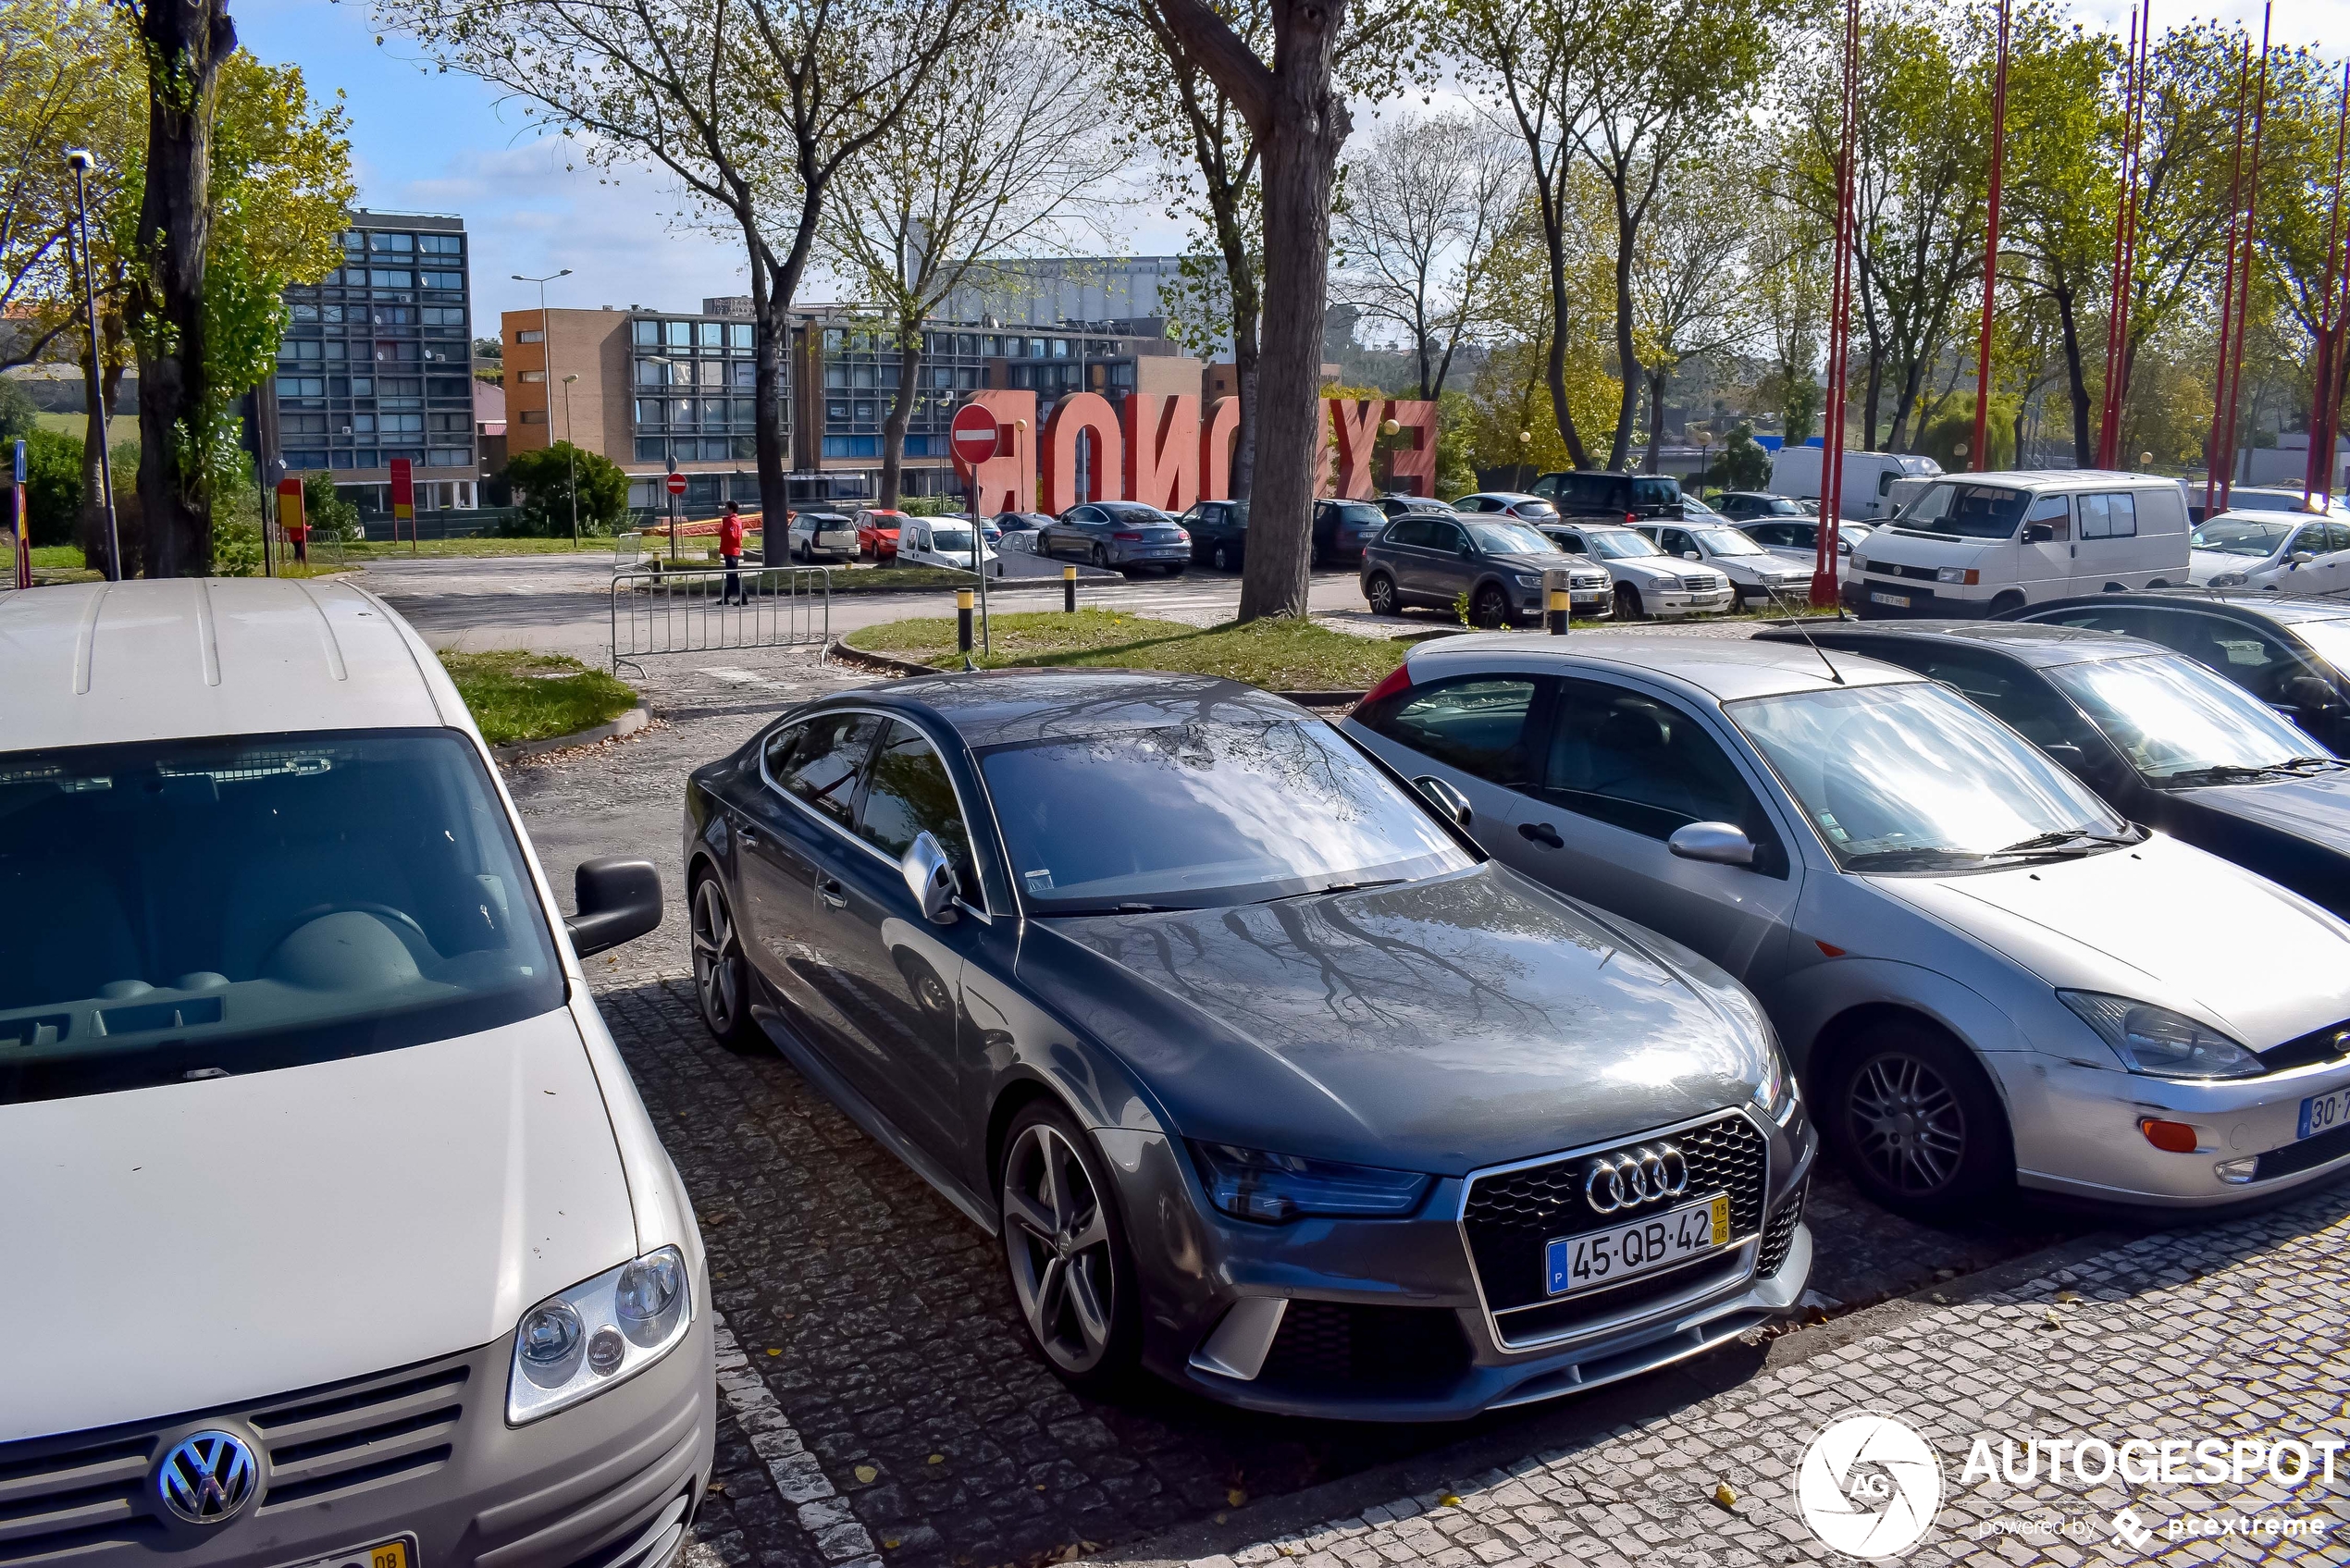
1844, 470, 2191, 619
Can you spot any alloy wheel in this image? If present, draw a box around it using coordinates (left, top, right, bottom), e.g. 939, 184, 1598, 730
1213, 544, 1231, 571
690, 879, 744, 1038
1092, 545, 1109, 568
1002, 1123, 1117, 1375
1845, 1051, 1967, 1195
1472, 585, 1508, 628
1614, 584, 1644, 621
1367, 574, 1397, 615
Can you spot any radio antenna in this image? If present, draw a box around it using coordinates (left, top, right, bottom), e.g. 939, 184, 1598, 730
1763, 585, 1847, 685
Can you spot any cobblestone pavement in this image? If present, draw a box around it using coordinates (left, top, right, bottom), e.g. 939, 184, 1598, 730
1162, 1184, 2350, 1568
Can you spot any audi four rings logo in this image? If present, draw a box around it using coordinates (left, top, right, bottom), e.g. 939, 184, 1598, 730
155, 1431, 257, 1525
1583, 1143, 1691, 1213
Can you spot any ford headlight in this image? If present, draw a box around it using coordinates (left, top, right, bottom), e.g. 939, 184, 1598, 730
1191, 1142, 1431, 1223
2208, 571, 2247, 587
2057, 993, 2264, 1080
508, 1246, 694, 1423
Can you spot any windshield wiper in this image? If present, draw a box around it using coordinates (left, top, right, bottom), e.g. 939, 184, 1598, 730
1837, 847, 1983, 870
1261, 877, 1406, 904
1988, 828, 2138, 857
1037, 901, 1194, 917
2159, 762, 2291, 786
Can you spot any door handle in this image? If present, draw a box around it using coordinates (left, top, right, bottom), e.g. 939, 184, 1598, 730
816, 876, 847, 909
1518, 821, 1565, 849
736, 822, 759, 846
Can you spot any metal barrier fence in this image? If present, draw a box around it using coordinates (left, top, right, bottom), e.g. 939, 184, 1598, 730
610, 563, 831, 672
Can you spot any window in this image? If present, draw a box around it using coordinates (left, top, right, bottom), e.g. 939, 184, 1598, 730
698, 361, 724, 387
427, 448, 470, 468
375, 305, 416, 325
1541, 678, 1765, 846
369, 232, 414, 253
276, 376, 325, 397
421, 307, 464, 326
635, 437, 665, 461
827, 401, 850, 421
519, 370, 546, 383
633, 320, 660, 346
1361, 677, 1542, 788
369, 269, 414, 289
1881, 646, 2099, 753
420, 271, 463, 290
957, 333, 977, 355
852, 401, 874, 422
516, 329, 544, 344
418, 234, 463, 255
1425, 520, 1467, 553
771, 712, 884, 824
674, 399, 699, 426
1384, 517, 1435, 549
2025, 494, 2071, 540
727, 324, 752, 349
1051, 339, 1069, 358
636, 401, 664, 427
665, 320, 691, 348
2079, 493, 2137, 540
855, 722, 977, 895
518, 410, 547, 425
731, 362, 756, 388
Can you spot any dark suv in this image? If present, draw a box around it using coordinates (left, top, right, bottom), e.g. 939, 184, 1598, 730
1530, 470, 1685, 523
1312, 499, 1392, 568
1181, 499, 1249, 571
1359, 512, 1612, 626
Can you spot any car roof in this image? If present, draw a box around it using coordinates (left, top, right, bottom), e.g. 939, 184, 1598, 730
1461, 491, 1546, 504
2020, 588, 2350, 630
1756, 617, 2168, 669
842, 668, 1312, 750
1, 578, 454, 754
1917, 468, 2175, 489
1405, 631, 1922, 702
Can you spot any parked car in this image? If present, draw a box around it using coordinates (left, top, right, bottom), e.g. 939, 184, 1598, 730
1312, 499, 1393, 568
0, 579, 706, 1561
994, 512, 1051, 554
2186, 509, 2350, 592
1344, 632, 2350, 1216
680, 670, 1811, 1418
1038, 501, 1191, 575
1738, 518, 1874, 582
855, 506, 909, 562
1768, 447, 1942, 521
1360, 512, 1610, 626
897, 515, 1003, 576
788, 509, 858, 563
1379, 492, 1453, 518
1636, 521, 1815, 610
1537, 522, 1733, 621
1754, 620, 2350, 919
2010, 590, 2350, 754
1528, 470, 1685, 523
2207, 486, 2349, 517
1182, 498, 1250, 571
1680, 493, 1729, 522
1845, 470, 2192, 619
1714, 492, 1809, 523
1455, 491, 1565, 523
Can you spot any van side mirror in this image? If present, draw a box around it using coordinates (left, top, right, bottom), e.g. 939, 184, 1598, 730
900, 832, 960, 923
1667, 821, 1756, 866
567, 858, 662, 957
2026, 523, 2055, 543
1413, 775, 1474, 828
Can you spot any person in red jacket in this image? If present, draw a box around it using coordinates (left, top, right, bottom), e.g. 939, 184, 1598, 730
718, 502, 746, 604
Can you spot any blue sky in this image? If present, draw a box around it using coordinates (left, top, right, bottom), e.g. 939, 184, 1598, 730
241, 0, 2343, 333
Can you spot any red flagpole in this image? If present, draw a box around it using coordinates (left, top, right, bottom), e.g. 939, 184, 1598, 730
2203, 41, 2252, 514
1812, 0, 1862, 607
2096, 4, 2151, 468
2306, 62, 2350, 511
1971, 0, 2012, 471
2214, 6, 2271, 513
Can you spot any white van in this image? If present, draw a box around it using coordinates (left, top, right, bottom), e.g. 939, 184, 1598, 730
1767, 445, 1942, 520
1846, 469, 2192, 619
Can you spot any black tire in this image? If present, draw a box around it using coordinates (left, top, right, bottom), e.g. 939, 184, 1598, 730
1614, 584, 1646, 621
1211, 542, 1235, 572
1366, 571, 1399, 615
1470, 583, 1510, 629
1164, 563, 1184, 577
999, 1100, 1143, 1394
1092, 544, 1109, 569
1822, 1019, 2011, 1216
1989, 590, 2027, 619
688, 874, 761, 1053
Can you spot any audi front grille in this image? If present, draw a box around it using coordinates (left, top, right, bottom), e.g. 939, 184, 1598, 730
1459, 1111, 1769, 1350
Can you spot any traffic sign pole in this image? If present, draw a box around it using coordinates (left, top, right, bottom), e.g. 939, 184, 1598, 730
666, 461, 685, 566
950, 404, 1004, 656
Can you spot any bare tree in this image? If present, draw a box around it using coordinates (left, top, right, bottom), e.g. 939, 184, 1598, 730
1626, 151, 1755, 471
817, 19, 1123, 508
1331, 109, 1520, 400
382, 0, 980, 527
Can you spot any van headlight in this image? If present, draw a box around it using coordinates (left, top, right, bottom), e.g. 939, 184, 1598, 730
508, 1246, 693, 1424
2057, 993, 2264, 1080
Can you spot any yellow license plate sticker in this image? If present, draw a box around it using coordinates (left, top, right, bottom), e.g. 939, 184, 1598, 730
1710, 1193, 1730, 1247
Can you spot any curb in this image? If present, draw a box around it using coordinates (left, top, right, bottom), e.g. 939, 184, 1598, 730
825, 639, 1366, 707
490, 702, 649, 764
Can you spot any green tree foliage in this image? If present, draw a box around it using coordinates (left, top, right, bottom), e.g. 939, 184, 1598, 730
302, 470, 361, 541
502, 442, 629, 537
0, 377, 39, 442
20, 426, 85, 545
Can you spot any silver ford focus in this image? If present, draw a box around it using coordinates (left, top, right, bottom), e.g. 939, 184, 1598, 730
1344, 634, 2350, 1215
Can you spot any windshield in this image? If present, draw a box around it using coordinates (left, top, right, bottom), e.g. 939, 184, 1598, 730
801, 512, 850, 527
0, 730, 563, 1105
1579, 527, 1664, 560
1331, 503, 1384, 526
1100, 503, 1176, 525
1899, 482, 2031, 540
2191, 516, 2294, 557
1693, 527, 1769, 557
979, 718, 1474, 911
1760, 497, 1803, 515
929, 526, 975, 551
1467, 521, 1560, 555
2291, 619, 2350, 673
2047, 654, 2326, 782
1730, 683, 2126, 871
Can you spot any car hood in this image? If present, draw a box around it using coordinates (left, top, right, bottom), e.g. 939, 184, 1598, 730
1029, 865, 1768, 1175
2173, 770, 2350, 854
0, 1011, 634, 1442
1867, 833, 2350, 1050
2188, 548, 2270, 582
1490, 550, 1587, 576
1604, 555, 1697, 583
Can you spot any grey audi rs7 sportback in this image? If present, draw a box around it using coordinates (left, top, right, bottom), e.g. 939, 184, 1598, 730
681, 670, 1813, 1419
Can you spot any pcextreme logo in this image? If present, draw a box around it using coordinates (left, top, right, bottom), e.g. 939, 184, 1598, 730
1796, 1414, 1944, 1560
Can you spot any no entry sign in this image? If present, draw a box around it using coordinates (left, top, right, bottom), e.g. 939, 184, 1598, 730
949, 403, 1002, 468
666, 471, 688, 496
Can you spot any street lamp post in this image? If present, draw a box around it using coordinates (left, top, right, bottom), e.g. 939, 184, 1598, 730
562, 373, 580, 549
62, 149, 120, 582
513, 266, 572, 542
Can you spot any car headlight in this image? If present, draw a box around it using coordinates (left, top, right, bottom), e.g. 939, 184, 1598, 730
1190, 1142, 1431, 1223
1849, 555, 1868, 572
1514, 573, 1546, 588
1936, 566, 1980, 585
1753, 1043, 1800, 1122
2057, 992, 2265, 1080
508, 1245, 693, 1424
2208, 571, 2247, 587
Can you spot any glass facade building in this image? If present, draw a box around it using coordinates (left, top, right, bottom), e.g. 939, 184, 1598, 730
628, 313, 764, 465
814, 324, 991, 461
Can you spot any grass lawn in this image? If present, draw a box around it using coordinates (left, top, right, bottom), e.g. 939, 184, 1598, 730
437, 649, 639, 746
847, 608, 1407, 691
348, 536, 636, 559
29, 544, 83, 569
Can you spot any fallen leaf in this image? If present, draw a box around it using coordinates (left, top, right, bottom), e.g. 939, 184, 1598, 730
1713, 1482, 1738, 1509
1227, 1488, 1247, 1508
854, 1464, 878, 1484
2041, 1307, 2064, 1329
707, 1481, 726, 1495
928, 1453, 945, 1465
883, 1541, 899, 1551
1439, 1494, 1463, 1508
766, 1348, 781, 1357
2055, 1290, 2082, 1303
1930, 1293, 1948, 1304
1213, 1513, 1228, 1525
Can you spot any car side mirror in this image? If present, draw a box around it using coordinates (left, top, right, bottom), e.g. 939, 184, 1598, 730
2285, 675, 2339, 713
1681, 550, 1701, 562
2290, 551, 2317, 567
567, 858, 662, 957
2040, 741, 2092, 773
1666, 821, 1756, 866
901, 831, 959, 923
2026, 523, 2055, 543
1413, 775, 1474, 829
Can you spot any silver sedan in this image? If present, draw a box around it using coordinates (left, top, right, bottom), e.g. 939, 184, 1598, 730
1344, 634, 2350, 1215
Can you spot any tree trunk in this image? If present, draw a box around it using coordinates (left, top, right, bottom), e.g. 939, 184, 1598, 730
1606, 195, 1641, 472
1234, 10, 1348, 623
130, 0, 235, 577
2054, 281, 2092, 466
1231, 296, 1261, 501
1861, 347, 1883, 452
1536, 189, 1591, 469
879, 334, 922, 509
1643, 368, 1666, 473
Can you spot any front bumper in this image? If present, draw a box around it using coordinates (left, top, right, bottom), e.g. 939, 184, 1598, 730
0, 1303, 717, 1568
1114, 1107, 1815, 1421
1843, 577, 1997, 618
1648, 586, 1736, 618
2002, 1051, 2350, 1207
1509, 586, 1615, 621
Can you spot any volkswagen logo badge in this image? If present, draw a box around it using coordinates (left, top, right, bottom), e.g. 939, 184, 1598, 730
155, 1431, 257, 1525
1583, 1143, 1691, 1215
